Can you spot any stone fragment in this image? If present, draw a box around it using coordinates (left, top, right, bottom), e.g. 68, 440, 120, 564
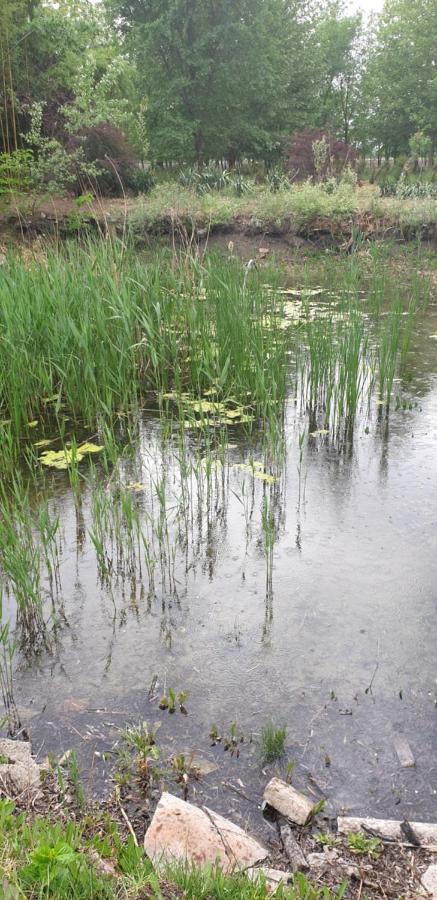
280, 824, 309, 871
0, 739, 41, 800
393, 734, 415, 768
144, 792, 267, 874
185, 754, 218, 777
337, 816, 437, 849
307, 848, 338, 871
263, 778, 315, 826
422, 864, 437, 897
258, 247, 270, 258
247, 867, 291, 892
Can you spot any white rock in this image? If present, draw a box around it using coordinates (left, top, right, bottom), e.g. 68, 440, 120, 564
144, 792, 267, 874
248, 866, 291, 892
422, 864, 437, 898
0, 739, 41, 799
337, 816, 437, 849
263, 778, 315, 825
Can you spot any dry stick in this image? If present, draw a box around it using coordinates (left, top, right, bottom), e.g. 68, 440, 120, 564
118, 801, 138, 847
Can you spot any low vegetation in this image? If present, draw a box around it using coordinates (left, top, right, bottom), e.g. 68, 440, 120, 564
0, 795, 349, 899
258, 723, 287, 764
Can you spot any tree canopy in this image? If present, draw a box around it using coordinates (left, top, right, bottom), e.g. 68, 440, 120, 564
0, 0, 435, 162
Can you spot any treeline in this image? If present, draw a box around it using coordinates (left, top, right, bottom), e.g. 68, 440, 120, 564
0, 0, 436, 167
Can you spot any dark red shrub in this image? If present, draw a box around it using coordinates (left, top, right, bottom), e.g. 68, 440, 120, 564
285, 129, 358, 181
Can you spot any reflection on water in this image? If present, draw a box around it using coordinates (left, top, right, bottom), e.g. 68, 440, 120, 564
5, 287, 437, 833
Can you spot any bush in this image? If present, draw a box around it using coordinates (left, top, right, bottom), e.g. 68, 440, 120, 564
285, 130, 358, 182
127, 167, 155, 195
77, 123, 142, 196
0, 150, 33, 195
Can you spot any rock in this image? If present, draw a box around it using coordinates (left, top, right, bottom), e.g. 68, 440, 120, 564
263, 778, 315, 826
248, 867, 291, 892
144, 792, 267, 874
307, 852, 328, 870
307, 849, 338, 872
185, 754, 218, 777
258, 247, 270, 258
337, 816, 437, 849
280, 824, 309, 871
0, 739, 41, 799
422, 864, 437, 897
393, 734, 415, 768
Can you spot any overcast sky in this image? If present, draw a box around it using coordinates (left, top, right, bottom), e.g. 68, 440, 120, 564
348, 0, 384, 14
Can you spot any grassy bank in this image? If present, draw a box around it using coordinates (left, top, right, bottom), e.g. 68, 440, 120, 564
2, 181, 436, 241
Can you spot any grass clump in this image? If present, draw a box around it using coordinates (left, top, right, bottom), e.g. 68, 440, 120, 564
258, 722, 287, 764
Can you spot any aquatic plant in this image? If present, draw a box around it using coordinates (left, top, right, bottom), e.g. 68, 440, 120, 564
258, 722, 287, 764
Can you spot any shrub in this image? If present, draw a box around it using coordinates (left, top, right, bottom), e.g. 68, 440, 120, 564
77, 123, 141, 196
0, 150, 33, 195
285, 130, 358, 182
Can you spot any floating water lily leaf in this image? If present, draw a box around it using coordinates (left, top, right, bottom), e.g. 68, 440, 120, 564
234, 461, 277, 483
34, 438, 54, 448
28, 420, 38, 428
429, 335, 437, 340
225, 408, 245, 419
127, 482, 147, 492
40, 449, 78, 470
77, 442, 104, 454
40, 441, 103, 470
254, 471, 277, 483
203, 388, 219, 397
309, 429, 329, 437
42, 395, 59, 403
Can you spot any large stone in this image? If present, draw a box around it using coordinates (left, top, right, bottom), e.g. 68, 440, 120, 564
0, 739, 41, 799
263, 778, 315, 826
144, 792, 267, 874
422, 864, 437, 897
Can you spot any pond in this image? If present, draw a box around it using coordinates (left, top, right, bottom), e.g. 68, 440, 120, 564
1, 243, 436, 841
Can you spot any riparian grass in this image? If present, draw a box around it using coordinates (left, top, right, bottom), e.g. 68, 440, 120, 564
258, 722, 287, 763
0, 796, 347, 898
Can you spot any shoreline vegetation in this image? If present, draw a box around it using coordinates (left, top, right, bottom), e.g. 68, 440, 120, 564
1, 182, 436, 245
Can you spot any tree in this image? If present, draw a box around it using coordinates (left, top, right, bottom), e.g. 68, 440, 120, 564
361, 0, 437, 156
312, 2, 363, 144
107, 0, 295, 164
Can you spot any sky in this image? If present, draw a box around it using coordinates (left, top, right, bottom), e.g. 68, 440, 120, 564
348, 0, 384, 13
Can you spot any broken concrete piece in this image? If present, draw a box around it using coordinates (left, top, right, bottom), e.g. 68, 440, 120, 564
263, 778, 315, 826
422, 864, 437, 898
0, 739, 41, 799
248, 867, 291, 892
280, 824, 309, 871
393, 734, 415, 768
144, 792, 267, 873
337, 816, 437, 849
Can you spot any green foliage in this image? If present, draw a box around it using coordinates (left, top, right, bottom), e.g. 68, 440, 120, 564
409, 131, 433, 160
0, 150, 32, 195
361, 0, 437, 156
347, 832, 382, 858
